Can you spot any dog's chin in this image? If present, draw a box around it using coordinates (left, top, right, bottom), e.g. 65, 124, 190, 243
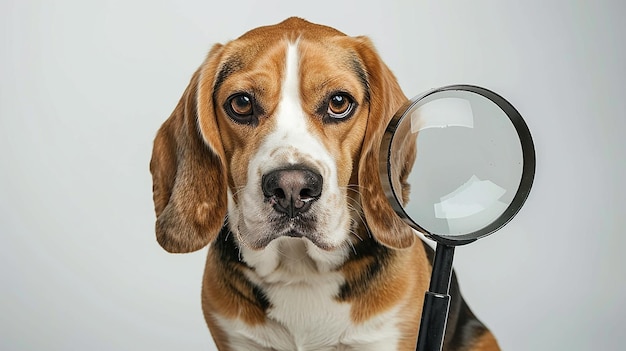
283, 230, 337, 251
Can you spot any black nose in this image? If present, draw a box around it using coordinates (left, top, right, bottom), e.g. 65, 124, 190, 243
261, 167, 323, 218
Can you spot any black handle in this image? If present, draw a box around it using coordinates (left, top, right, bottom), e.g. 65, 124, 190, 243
416, 243, 455, 351
416, 292, 451, 351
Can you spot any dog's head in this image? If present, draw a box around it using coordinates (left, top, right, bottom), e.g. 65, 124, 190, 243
150, 17, 416, 257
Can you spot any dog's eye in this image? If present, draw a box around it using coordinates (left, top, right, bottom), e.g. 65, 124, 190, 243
327, 94, 355, 120
225, 93, 258, 125
229, 94, 253, 116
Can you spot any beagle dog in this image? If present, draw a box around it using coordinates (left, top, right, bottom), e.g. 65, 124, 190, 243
150, 17, 500, 351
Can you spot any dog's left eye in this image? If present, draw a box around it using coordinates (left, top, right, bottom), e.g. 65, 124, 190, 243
327, 94, 355, 120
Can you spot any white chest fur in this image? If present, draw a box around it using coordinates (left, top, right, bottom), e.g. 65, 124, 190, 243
213, 238, 402, 351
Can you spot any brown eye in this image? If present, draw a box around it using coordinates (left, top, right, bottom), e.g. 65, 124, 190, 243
225, 93, 260, 125
327, 94, 355, 119
229, 94, 253, 116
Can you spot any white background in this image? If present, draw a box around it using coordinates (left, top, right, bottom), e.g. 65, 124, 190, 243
1, 0, 624, 350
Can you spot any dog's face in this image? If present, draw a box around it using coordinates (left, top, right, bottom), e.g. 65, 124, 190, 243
208, 34, 371, 252
150, 17, 416, 261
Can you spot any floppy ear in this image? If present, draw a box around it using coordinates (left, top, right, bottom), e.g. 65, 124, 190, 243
150, 45, 228, 253
355, 37, 417, 249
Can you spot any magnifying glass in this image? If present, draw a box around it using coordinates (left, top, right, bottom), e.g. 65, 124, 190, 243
379, 85, 536, 351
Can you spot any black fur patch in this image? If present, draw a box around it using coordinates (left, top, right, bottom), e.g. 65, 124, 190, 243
213, 56, 243, 95
350, 55, 370, 103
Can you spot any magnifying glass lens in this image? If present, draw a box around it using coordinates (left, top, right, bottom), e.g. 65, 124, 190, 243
383, 86, 534, 244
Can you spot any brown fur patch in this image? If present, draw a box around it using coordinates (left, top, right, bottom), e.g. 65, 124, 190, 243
350, 36, 418, 250
150, 45, 228, 253
465, 331, 501, 351
202, 227, 270, 327
210, 40, 287, 192
338, 228, 431, 327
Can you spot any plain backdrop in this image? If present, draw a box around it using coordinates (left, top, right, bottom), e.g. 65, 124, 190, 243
1, 0, 624, 350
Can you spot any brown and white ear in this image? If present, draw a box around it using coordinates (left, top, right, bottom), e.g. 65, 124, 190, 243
355, 37, 417, 249
150, 45, 228, 253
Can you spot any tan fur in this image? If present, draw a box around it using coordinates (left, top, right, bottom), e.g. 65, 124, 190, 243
201, 254, 267, 326
351, 36, 417, 249
150, 53, 228, 253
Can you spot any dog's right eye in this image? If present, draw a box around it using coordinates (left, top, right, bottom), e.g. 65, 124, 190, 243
230, 95, 253, 115
225, 93, 257, 125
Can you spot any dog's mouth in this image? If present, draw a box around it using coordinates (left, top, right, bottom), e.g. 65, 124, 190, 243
244, 216, 335, 251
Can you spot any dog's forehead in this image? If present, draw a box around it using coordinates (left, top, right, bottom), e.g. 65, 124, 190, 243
237, 17, 347, 43
217, 17, 355, 75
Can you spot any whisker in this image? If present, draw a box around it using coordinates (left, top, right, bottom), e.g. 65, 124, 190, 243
348, 227, 363, 242
230, 185, 247, 198
345, 239, 357, 255
340, 185, 376, 240
346, 202, 368, 231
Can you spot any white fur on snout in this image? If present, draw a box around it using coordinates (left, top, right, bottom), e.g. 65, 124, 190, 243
229, 42, 351, 271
